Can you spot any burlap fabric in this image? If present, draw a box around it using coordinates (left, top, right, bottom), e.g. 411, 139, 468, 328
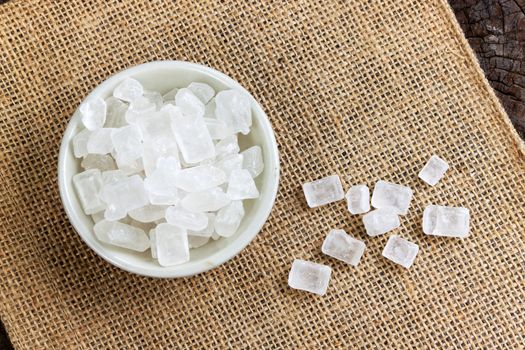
1, 0, 524, 348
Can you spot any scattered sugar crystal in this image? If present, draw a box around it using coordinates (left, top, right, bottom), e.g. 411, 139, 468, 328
346, 184, 370, 215
73, 169, 105, 215
371, 180, 413, 215
204, 99, 216, 118
215, 90, 252, 135
94, 220, 150, 252
302, 175, 344, 208
214, 200, 244, 237
111, 125, 143, 165
214, 154, 243, 177
86, 128, 115, 154
137, 107, 175, 141
99, 175, 149, 221
240, 146, 263, 178
205, 118, 232, 140
148, 192, 180, 206
113, 78, 144, 102
175, 88, 205, 118
423, 204, 470, 238
143, 156, 180, 198
181, 187, 230, 212
362, 208, 400, 236
81, 154, 117, 171
79, 96, 106, 130
171, 110, 215, 164
155, 223, 190, 266
175, 164, 226, 192
143, 90, 163, 110
189, 213, 215, 237
215, 134, 240, 157
104, 97, 128, 128
321, 229, 366, 266
149, 229, 157, 258
227, 169, 259, 200
188, 82, 215, 104
288, 259, 332, 296
211, 231, 220, 240
188, 235, 210, 248
125, 96, 157, 124
128, 205, 168, 223
382, 235, 419, 269
162, 87, 179, 101
72, 128, 91, 158
165, 206, 208, 231
418, 155, 449, 186
91, 211, 105, 223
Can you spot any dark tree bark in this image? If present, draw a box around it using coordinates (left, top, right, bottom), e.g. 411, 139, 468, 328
450, 0, 525, 138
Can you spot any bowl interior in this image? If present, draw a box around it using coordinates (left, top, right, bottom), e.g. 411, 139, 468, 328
58, 61, 279, 277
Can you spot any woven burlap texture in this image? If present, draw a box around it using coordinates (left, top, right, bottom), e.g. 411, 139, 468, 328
1, 0, 524, 348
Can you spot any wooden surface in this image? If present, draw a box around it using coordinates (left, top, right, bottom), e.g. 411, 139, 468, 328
0, 1, 522, 348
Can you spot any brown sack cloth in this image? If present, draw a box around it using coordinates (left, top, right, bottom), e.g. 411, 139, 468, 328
1, 0, 524, 348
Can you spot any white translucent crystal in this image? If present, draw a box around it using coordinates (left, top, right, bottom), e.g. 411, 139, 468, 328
240, 146, 263, 178
125, 96, 156, 124
113, 78, 144, 102
211, 231, 220, 240
288, 259, 332, 296
362, 208, 400, 236
101, 169, 126, 185
162, 87, 179, 101
302, 175, 344, 208
117, 158, 144, 175
418, 155, 449, 186
382, 235, 419, 269
175, 88, 205, 118
128, 205, 168, 223
227, 169, 259, 200
148, 192, 180, 206
188, 235, 210, 248
128, 219, 155, 233
142, 140, 179, 176
91, 211, 104, 223
171, 110, 215, 164
215, 90, 252, 135
214, 200, 244, 237
79, 96, 106, 130
345, 184, 370, 215
175, 164, 226, 192
214, 154, 243, 177
371, 180, 413, 215
93, 220, 150, 252
321, 229, 366, 266
143, 156, 180, 197
204, 99, 216, 118
188, 82, 215, 104
143, 90, 163, 109
423, 204, 470, 238
72, 128, 91, 158
73, 169, 105, 215
155, 223, 189, 266
104, 96, 128, 128
86, 128, 114, 154
188, 213, 215, 237
215, 134, 240, 157
111, 125, 143, 165
149, 229, 157, 258
99, 175, 149, 221
181, 187, 230, 212
81, 154, 117, 171
165, 206, 208, 231
205, 118, 232, 140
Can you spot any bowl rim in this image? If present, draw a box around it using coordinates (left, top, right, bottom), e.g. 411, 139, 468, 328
58, 60, 280, 278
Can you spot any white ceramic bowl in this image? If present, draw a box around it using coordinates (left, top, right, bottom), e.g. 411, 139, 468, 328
58, 61, 280, 278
